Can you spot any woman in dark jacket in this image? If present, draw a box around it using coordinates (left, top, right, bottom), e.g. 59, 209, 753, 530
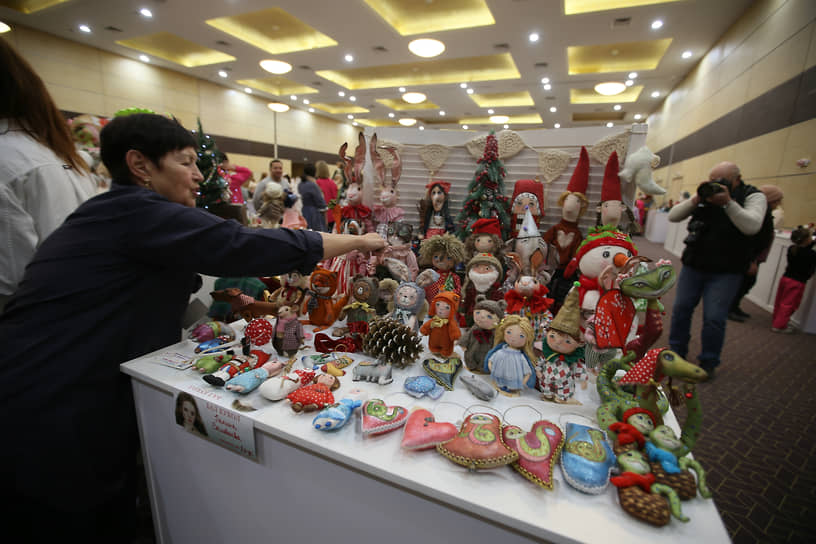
298, 162, 328, 231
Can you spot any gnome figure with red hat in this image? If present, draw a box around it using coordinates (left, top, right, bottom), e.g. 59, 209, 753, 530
511, 178, 546, 237
464, 217, 505, 262
460, 252, 505, 327
544, 146, 590, 306
418, 181, 455, 239
596, 151, 638, 233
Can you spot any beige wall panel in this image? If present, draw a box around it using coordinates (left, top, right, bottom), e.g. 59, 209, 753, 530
778, 119, 816, 176
749, 0, 816, 64
103, 75, 165, 107
14, 26, 101, 71
719, 0, 787, 61
99, 55, 158, 84
28, 55, 104, 94
733, 128, 788, 179
47, 84, 105, 116
746, 23, 813, 101
171, 111, 200, 131
777, 174, 816, 227
162, 88, 200, 114
103, 95, 163, 118
709, 71, 751, 123
717, 37, 756, 89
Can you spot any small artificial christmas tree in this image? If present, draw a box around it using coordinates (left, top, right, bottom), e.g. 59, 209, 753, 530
193, 118, 230, 210
456, 131, 512, 240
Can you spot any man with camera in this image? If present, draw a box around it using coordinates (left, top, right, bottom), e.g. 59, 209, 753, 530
667, 161, 768, 377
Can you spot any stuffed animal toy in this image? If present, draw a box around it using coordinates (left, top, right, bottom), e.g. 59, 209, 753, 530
460, 252, 504, 327
313, 398, 362, 432
504, 275, 554, 345
418, 233, 466, 301
338, 132, 374, 233
287, 372, 341, 412
417, 181, 454, 239
537, 287, 588, 404
463, 217, 505, 262
419, 291, 462, 358
458, 296, 506, 372
255, 181, 286, 228
619, 146, 664, 211
388, 281, 427, 332
325, 217, 370, 297
375, 278, 398, 316
504, 209, 557, 290
595, 151, 638, 232
301, 268, 348, 332
510, 178, 546, 237
483, 315, 537, 396
271, 304, 304, 358
269, 271, 308, 310
369, 221, 418, 281
370, 134, 405, 236
543, 146, 590, 304
335, 275, 379, 350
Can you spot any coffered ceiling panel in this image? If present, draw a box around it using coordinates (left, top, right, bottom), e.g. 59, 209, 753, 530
311, 103, 370, 114
237, 77, 319, 97
458, 113, 543, 125
570, 85, 644, 103
568, 38, 673, 74
116, 33, 236, 68
468, 91, 535, 108
0, 0, 71, 14
363, 0, 495, 35
564, 0, 684, 16
375, 98, 440, 111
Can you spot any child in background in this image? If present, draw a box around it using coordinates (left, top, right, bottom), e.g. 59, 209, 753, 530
771, 225, 816, 333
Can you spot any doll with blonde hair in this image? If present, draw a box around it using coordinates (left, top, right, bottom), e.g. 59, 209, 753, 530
483, 314, 537, 395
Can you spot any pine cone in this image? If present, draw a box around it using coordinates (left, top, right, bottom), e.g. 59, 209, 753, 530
362, 318, 423, 368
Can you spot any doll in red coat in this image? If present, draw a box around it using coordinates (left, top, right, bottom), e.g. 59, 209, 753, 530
286, 373, 341, 413
420, 291, 462, 358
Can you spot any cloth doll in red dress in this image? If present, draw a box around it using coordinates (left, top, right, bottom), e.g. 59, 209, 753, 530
338, 132, 374, 234
504, 275, 554, 346
417, 181, 454, 239
460, 252, 504, 328
370, 134, 405, 236
419, 291, 461, 358
287, 373, 341, 413
418, 233, 465, 302
510, 178, 546, 237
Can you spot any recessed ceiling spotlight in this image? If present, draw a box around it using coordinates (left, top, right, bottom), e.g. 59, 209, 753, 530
78, 24, 91, 33
244, 87, 252, 94
682, 50, 693, 59
634, 113, 642, 120
489, 115, 509, 123
290, 95, 297, 100
338, 91, 345, 97
303, 99, 310, 104
439, 110, 446, 116
625, 79, 634, 86
503, 124, 509, 129
541, 77, 550, 84
349, 96, 357, 102
139, 54, 150, 63
549, 106, 557, 113
462, 125, 469, 130
348, 114, 355, 119
554, 123, 561, 128
402, 92, 426, 104
139, 8, 153, 18
388, 113, 395, 118
408, 38, 445, 58
399, 118, 417, 126
594, 82, 626, 96
628, 72, 638, 79
218, 70, 228, 78
651, 91, 660, 98
613, 104, 622, 111
651, 19, 663, 30
0, 22, 10, 33
528, 32, 539, 43
543, 83, 552, 91
487, 109, 494, 114
606, 122, 614, 127
460, 83, 468, 89
466, 88, 474, 94
267, 102, 290, 112
308, 108, 315, 113
260, 59, 292, 74
398, 87, 406, 93
344, 54, 354, 62
419, 125, 425, 131
352, 121, 358, 126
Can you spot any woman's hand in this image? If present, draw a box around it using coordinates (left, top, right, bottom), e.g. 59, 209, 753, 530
358, 232, 387, 253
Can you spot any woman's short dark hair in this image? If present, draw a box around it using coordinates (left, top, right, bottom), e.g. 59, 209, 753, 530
100, 113, 196, 184
303, 163, 316, 177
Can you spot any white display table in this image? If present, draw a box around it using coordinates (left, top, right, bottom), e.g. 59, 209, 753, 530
122, 324, 730, 544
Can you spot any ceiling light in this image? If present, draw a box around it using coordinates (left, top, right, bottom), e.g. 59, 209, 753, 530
528, 32, 539, 43
344, 54, 354, 62
541, 77, 550, 84
439, 111, 446, 116
490, 115, 509, 123
466, 88, 474, 94
78, 24, 91, 33
549, 106, 557, 113
554, 123, 560, 128
260, 59, 292, 74
218, 70, 228, 78
634, 113, 642, 120
139, 55, 150, 63
628, 72, 638, 79
338, 91, 345, 97
460, 83, 468, 89
651, 19, 663, 30
651, 91, 661, 98
139, 8, 153, 18
402, 92, 427, 104
625, 79, 634, 86
388, 113, 395, 118
419, 126, 425, 131
399, 118, 417, 126
353, 121, 358, 126
303, 99, 310, 104
606, 122, 614, 127
487, 109, 494, 114
349, 96, 357, 102
308, 108, 315, 113
682, 50, 693, 59
398, 87, 406, 93
408, 38, 445, 58
503, 124, 509, 129
347, 114, 354, 119
613, 104, 622, 111
462, 125, 469, 130
244, 87, 252, 93
543, 84, 552, 91
0, 22, 10, 33
594, 82, 626, 96
290, 95, 297, 100
267, 102, 290, 112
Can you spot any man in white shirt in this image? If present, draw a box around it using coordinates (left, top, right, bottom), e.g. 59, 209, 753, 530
252, 158, 288, 213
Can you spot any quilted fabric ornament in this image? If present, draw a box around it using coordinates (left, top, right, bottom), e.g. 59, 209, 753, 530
502, 420, 564, 490
401, 409, 458, 451
404, 376, 445, 399
594, 290, 636, 350
361, 399, 409, 436
560, 422, 617, 494
313, 398, 362, 432
244, 318, 275, 346
437, 413, 518, 470
422, 356, 463, 391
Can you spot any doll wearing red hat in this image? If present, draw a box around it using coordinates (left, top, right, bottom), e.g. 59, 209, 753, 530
595, 151, 637, 232
464, 217, 506, 262
511, 179, 545, 238
420, 291, 462, 358
418, 181, 454, 239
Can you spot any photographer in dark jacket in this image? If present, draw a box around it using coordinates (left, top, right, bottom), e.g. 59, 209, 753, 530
667, 162, 767, 376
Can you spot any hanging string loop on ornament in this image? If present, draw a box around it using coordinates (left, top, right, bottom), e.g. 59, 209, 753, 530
462, 403, 503, 425
502, 404, 544, 430
432, 400, 469, 426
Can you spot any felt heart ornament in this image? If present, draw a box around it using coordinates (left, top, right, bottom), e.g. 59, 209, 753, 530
401, 409, 457, 451
437, 413, 518, 470
422, 356, 463, 391
594, 290, 636, 350
502, 420, 564, 490
361, 398, 409, 436
560, 422, 617, 494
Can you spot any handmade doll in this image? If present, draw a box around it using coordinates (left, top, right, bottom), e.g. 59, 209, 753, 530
369, 221, 418, 281
563, 225, 637, 314
417, 181, 454, 239
281, 189, 308, 230
418, 233, 465, 301
259, 368, 316, 401
269, 271, 308, 310
203, 350, 271, 387
375, 278, 398, 316
255, 181, 286, 227
463, 217, 505, 262
336, 275, 379, 349
301, 268, 348, 332
504, 209, 556, 290
225, 360, 286, 394
458, 296, 506, 372
543, 146, 590, 305
388, 281, 427, 332
510, 178, 545, 237
484, 315, 537, 396
609, 407, 657, 455
419, 291, 461, 358
272, 304, 304, 358
326, 217, 370, 297
286, 372, 341, 413
338, 133, 374, 234
504, 275, 554, 345
537, 287, 588, 404
595, 152, 637, 232
460, 252, 504, 327
370, 134, 405, 235
610, 449, 687, 526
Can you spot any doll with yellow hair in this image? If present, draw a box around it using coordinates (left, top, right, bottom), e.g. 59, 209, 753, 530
483, 314, 537, 396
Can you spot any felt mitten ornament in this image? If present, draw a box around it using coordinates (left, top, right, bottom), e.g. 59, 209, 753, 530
560, 422, 616, 494
437, 412, 518, 470
502, 420, 564, 490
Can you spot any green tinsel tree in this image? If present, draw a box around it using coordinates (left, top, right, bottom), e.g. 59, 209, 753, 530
456, 131, 511, 239
194, 118, 230, 210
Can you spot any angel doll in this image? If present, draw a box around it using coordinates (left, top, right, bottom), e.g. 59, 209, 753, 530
370, 134, 405, 236
483, 315, 537, 396
417, 181, 455, 239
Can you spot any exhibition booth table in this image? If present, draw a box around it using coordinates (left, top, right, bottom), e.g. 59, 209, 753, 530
122, 323, 730, 544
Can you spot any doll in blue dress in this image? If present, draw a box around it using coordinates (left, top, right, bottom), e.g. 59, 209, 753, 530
484, 315, 537, 396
